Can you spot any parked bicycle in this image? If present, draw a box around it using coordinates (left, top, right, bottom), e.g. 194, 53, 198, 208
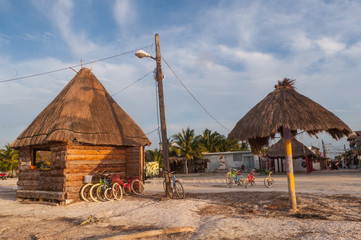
80, 170, 104, 202
163, 171, 185, 199
245, 171, 256, 188
111, 174, 145, 196
264, 170, 274, 188
90, 173, 114, 202
80, 170, 122, 202
226, 169, 245, 187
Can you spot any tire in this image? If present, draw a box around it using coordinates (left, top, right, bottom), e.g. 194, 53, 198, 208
123, 185, 132, 195
90, 184, 101, 202
112, 182, 123, 200
174, 180, 185, 199
251, 180, 255, 186
163, 180, 173, 194
80, 183, 93, 202
245, 180, 250, 189
238, 178, 245, 187
226, 175, 232, 188
104, 187, 113, 201
264, 177, 274, 188
131, 179, 145, 195
96, 185, 107, 201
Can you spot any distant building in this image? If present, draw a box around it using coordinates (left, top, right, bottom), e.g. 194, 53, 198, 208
203, 151, 259, 172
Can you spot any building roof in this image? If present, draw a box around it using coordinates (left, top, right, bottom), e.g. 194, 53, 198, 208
266, 137, 316, 159
11, 68, 151, 148
228, 78, 352, 154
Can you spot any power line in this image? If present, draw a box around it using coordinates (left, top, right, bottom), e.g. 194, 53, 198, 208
0, 44, 154, 83
146, 127, 160, 136
111, 70, 153, 97
162, 57, 230, 132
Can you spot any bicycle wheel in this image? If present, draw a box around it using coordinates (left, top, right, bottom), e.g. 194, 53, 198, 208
264, 177, 274, 188
251, 180, 256, 186
226, 175, 232, 188
131, 179, 145, 195
174, 180, 185, 199
80, 183, 93, 202
104, 187, 113, 201
96, 185, 107, 201
90, 183, 101, 202
245, 180, 250, 189
238, 178, 245, 187
112, 182, 123, 200
163, 180, 173, 193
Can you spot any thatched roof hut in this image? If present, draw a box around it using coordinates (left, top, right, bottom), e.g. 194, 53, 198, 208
11, 68, 150, 148
11, 68, 150, 204
228, 78, 352, 154
266, 138, 316, 159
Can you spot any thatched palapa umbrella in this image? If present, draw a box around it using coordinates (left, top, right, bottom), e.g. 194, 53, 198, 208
228, 78, 352, 210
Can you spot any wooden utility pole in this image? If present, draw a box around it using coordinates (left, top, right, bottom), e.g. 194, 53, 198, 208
283, 126, 297, 211
154, 33, 172, 198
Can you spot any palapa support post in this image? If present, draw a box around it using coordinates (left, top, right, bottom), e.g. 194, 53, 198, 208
154, 33, 172, 198
283, 126, 297, 211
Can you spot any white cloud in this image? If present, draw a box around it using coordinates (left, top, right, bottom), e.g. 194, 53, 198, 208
113, 0, 135, 30
316, 37, 345, 56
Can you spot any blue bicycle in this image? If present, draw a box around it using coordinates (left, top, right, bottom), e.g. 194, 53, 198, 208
163, 171, 185, 199
226, 169, 245, 188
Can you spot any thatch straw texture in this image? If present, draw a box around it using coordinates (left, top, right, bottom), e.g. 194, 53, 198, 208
228, 78, 352, 154
11, 68, 151, 148
266, 138, 316, 159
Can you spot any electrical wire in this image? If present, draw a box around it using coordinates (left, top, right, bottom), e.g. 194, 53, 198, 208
111, 70, 153, 97
146, 127, 160, 136
162, 57, 230, 132
0, 44, 154, 83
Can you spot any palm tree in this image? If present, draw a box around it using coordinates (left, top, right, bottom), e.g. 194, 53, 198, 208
0, 144, 19, 177
199, 129, 223, 152
218, 138, 242, 152
172, 128, 204, 174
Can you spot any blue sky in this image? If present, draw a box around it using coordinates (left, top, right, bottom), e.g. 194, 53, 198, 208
0, 0, 360, 154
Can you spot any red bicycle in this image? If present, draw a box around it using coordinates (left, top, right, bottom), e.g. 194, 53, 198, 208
111, 174, 145, 196
245, 171, 256, 189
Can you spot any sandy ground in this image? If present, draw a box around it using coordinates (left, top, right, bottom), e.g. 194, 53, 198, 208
0, 170, 360, 239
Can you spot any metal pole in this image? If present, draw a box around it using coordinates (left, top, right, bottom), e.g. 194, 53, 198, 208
283, 126, 297, 211
154, 33, 172, 198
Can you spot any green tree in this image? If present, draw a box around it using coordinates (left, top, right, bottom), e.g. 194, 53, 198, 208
172, 128, 204, 174
218, 138, 242, 152
0, 144, 19, 177
199, 128, 223, 152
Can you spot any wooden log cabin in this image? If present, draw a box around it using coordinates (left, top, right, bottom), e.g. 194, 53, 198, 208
11, 68, 151, 205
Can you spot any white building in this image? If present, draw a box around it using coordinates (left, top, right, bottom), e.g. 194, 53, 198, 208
203, 151, 259, 172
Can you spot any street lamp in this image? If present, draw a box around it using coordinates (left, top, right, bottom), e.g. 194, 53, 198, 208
135, 33, 172, 198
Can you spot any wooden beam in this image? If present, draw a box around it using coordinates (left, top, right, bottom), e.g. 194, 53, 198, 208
102, 226, 196, 240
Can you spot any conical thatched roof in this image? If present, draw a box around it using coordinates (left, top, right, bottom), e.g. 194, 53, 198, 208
11, 68, 151, 148
228, 78, 352, 154
266, 138, 316, 159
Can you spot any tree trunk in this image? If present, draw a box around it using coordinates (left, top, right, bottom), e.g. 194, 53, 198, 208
185, 159, 188, 174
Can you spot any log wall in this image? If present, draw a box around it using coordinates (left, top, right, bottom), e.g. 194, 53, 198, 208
16, 144, 144, 205
16, 144, 67, 202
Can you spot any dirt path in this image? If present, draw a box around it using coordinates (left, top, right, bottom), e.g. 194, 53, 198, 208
0, 171, 360, 239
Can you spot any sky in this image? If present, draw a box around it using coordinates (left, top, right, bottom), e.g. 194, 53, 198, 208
0, 0, 360, 156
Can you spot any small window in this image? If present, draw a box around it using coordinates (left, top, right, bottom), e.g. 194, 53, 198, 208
32, 149, 52, 170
